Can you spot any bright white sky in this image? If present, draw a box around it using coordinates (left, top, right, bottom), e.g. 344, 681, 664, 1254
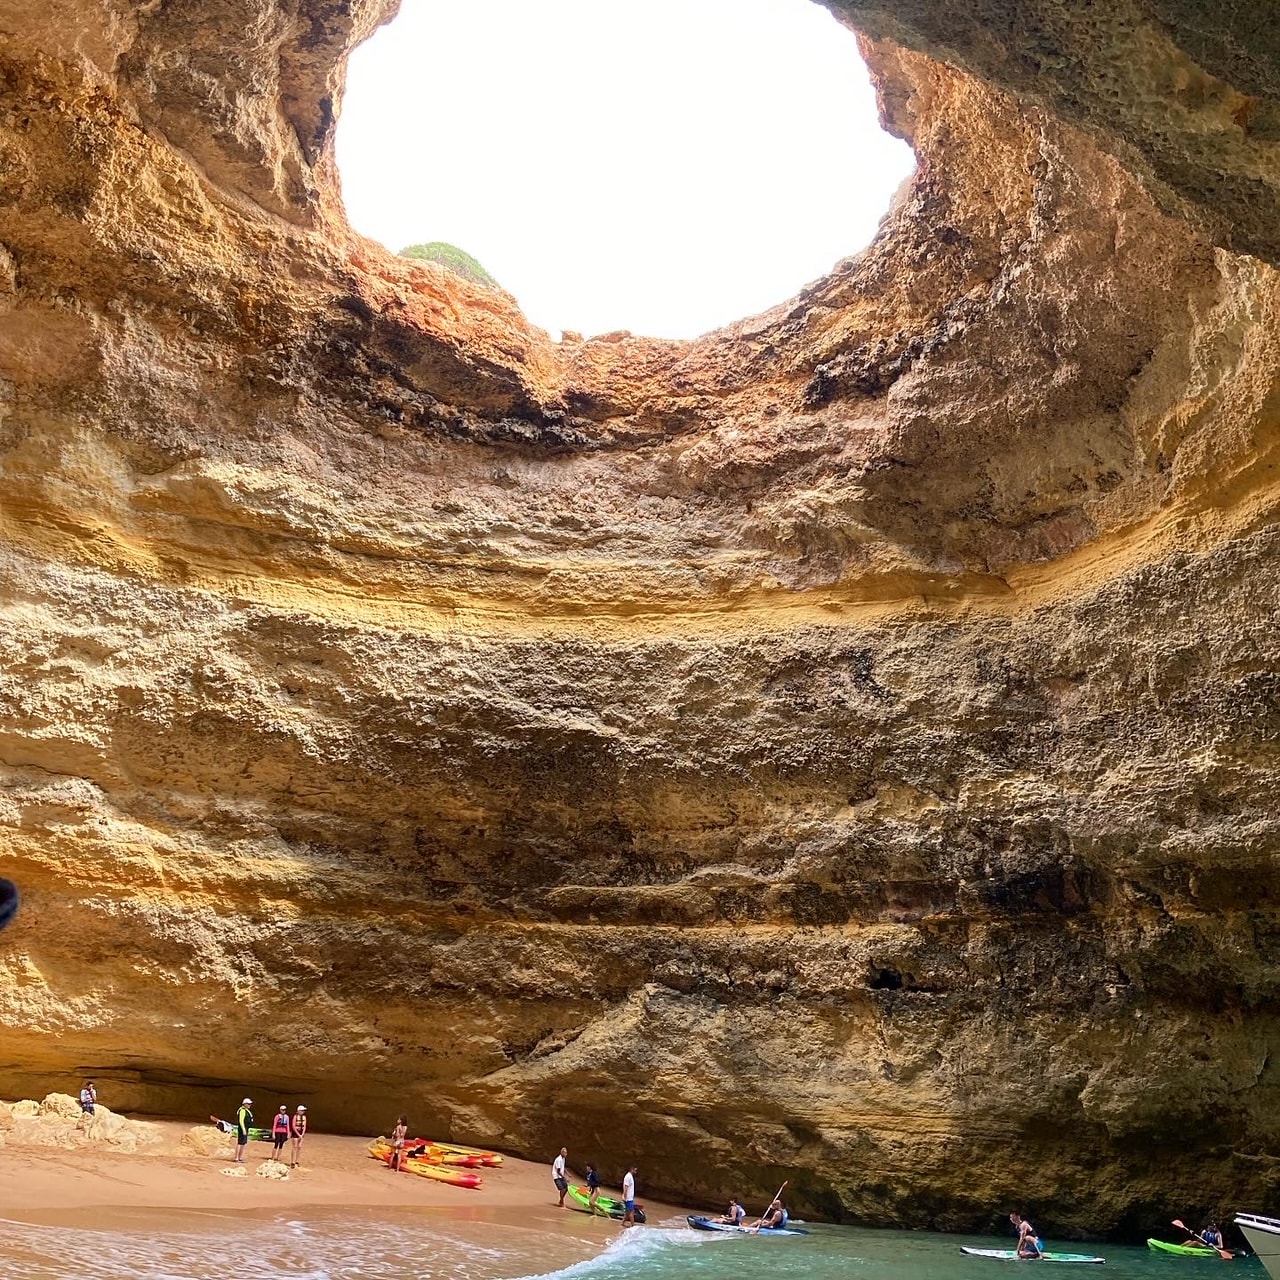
336, 0, 915, 341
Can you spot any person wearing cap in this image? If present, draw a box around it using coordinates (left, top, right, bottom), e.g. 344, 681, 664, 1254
290, 1105, 308, 1168
234, 1098, 253, 1164
271, 1105, 291, 1160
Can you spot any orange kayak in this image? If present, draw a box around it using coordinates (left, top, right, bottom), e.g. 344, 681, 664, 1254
368, 1138, 499, 1167
404, 1157, 482, 1189
367, 1140, 484, 1188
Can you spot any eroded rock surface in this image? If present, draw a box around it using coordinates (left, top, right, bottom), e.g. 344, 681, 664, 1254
2, 0, 1280, 1235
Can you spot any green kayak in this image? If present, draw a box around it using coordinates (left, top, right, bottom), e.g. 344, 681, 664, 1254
566, 1184, 646, 1223
1147, 1241, 1225, 1257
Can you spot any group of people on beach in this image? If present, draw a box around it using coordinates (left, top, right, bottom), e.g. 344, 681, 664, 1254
551, 1146, 642, 1226
213, 1098, 308, 1167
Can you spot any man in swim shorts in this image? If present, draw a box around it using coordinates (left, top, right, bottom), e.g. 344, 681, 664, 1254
552, 1146, 569, 1207
622, 1166, 638, 1227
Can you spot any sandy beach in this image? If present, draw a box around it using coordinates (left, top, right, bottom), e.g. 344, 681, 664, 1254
0, 1102, 689, 1278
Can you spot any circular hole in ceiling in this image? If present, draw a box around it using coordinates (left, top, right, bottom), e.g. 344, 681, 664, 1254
337, 0, 915, 341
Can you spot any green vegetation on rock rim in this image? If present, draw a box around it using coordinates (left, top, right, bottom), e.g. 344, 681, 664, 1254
398, 241, 499, 288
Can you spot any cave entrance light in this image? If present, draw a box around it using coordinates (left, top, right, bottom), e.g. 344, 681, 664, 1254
336, 0, 916, 341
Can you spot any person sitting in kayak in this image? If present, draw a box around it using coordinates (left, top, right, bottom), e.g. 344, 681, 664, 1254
753, 1200, 789, 1231
715, 1197, 746, 1226
1201, 1224, 1224, 1250
1011, 1213, 1043, 1258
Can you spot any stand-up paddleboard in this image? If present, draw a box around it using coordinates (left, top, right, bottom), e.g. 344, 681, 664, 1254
0, 878, 18, 931
961, 1248, 1105, 1264
567, 1185, 647, 1223
688, 1215, 808, 1236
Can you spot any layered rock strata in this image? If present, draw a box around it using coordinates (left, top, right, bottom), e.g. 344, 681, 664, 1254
2, 0, 1280, 1235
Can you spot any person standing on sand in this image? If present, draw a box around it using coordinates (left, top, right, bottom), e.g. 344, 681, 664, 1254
552, 1147, 569, 1207
234, 1098, 253, 1164
271, 1105, 290, 1161
79, 1080, 97, 1117
622, 1166, 638, 1227
585, 1163, 601, 1215
390, 1115, 408, 1171
290, 1105, 307, 1168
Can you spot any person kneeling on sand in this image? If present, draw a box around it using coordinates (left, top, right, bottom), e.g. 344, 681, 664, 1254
290, 1105, 307, 1168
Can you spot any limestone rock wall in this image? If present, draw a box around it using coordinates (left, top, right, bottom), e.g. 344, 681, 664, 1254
2, 0, 1280, 1236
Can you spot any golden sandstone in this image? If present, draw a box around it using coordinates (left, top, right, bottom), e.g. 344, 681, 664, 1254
1, 0, 1279, 1231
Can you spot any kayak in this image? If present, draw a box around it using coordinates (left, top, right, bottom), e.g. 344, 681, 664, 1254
403, 1156, 483, 1189
568, 1184, 647, 1223
688, 1215, 808, 1237
368, 1141, 483, 1188
960, 1248, 1105, 1264
1147, 1241, 1227, 1257
368, 1138, 499, 1167
433, 1142, 504, 1166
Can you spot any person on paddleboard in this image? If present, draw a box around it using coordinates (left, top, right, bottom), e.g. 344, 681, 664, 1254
1011, 1213, 1043, 1258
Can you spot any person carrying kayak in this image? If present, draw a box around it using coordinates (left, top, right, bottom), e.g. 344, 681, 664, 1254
585, 1162, 602, 1215
1010, 1213, 1043, 1259
716, 1197, 746, 1226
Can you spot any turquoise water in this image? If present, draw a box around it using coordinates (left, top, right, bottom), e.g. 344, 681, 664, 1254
0, 1209, 1264, 1280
